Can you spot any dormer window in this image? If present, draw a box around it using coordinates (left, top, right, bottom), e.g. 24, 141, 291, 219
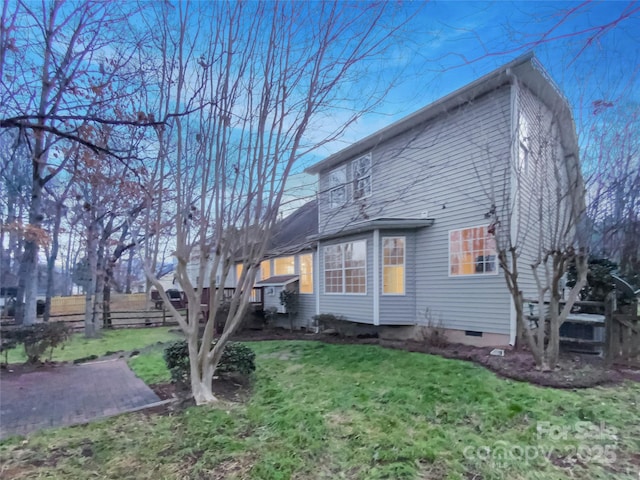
328, 166, 346, 209
352, 154, 371, 199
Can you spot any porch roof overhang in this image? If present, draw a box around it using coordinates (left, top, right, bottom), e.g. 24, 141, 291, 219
309, 217, 434, 242
256, 275, 299, 287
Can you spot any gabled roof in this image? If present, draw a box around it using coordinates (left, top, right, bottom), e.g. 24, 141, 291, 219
267, 199, 318, 256
305, 52, 579, 175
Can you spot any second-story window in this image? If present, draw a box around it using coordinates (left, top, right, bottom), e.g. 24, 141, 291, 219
328, 166, 346, 209
352, 154, 371, 199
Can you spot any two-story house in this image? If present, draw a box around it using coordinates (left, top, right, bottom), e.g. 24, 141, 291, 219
239, 52, 583, 347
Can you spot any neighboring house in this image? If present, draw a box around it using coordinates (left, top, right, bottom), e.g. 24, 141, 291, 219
155, 268, 181, 292
185, 200, 318, 322
261, 53, 580, 347
139, 265, 181, 294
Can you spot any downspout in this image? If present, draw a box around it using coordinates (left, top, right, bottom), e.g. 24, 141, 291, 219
373, 229, 380, 326
506, 67, 519, 347
315, 240, 321, 319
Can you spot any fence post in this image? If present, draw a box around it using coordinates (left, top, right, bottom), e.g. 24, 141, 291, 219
163, 307, 166, 326
605, 293, 614, 366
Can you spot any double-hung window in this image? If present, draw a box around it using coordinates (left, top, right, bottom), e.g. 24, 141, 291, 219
449, 226, 497, 276
299, 253, 313, 294
383, 237, 405, 294
260, 260, 271, 280
274, 256, 294, 275
328, 167, 346, 209
235, 264, 244, 283
352, 155, 371, 199
324, 240, 366, 294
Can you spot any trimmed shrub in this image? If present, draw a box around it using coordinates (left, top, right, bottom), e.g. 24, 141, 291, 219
313, 313, 347, 333
1, 322, 72, 363
163, 340, 256, 385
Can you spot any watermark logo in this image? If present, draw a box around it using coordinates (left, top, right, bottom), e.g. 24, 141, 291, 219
536, 421, 618, 442
463, 421, 619, 468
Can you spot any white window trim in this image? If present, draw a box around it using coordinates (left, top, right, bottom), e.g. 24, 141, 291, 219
328, 166, 347, 210
448, 225, 498, 278
352, 154, 372, 200
382, 236, 406, 296
323, 240, 367, 295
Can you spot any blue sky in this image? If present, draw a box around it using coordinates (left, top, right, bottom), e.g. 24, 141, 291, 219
283, 0, 639, 207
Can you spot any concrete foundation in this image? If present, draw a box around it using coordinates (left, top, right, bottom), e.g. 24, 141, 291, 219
380, 325, 510, 347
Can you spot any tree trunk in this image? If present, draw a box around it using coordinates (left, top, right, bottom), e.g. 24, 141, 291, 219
64, 229, 74, 295
84, 222, 99, 337
20, 184, 42, 326
43, 202, 63, 322
14, 257, 27, 325
103, 280, 112, 328
547, 294, 561, 368
125, 248, 134, 294
188, 328, 217, 404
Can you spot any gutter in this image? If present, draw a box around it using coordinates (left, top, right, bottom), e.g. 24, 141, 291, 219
305, 52, 535, 175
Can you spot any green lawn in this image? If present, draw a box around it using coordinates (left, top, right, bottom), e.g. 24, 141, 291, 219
127, 346, 172, 384
4, 326, 182, 364
1, 340, 638, 479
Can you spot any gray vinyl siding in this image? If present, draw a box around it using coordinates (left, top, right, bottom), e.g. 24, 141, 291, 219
186, 257, 236, 289
296, 292, 316, 328
319, 86, 513, 236
268, 291, 316, 330
514, 85, 567, 303
379, 230, 417, 325
262, 253, 317, 330
317, 85, 515, 334
318, 233, 374, 324
296, 254, 317, 328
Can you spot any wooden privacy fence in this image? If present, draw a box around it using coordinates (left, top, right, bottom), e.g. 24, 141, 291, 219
8, 308, 185, 332
523, 297, 640, 367
0, 312, 181, 331
606, 300, 640, 367
50, 293, 147, 316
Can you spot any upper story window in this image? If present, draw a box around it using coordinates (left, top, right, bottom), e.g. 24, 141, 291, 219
274, 256, 294, 275
449, 226, 497, 276
352, 154, 371, 199
328, 167, 346, 209
324, 240, 366, 294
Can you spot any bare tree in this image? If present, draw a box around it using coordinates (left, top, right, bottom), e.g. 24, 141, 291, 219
41, 175, 75, 322
144, 1, 414, 404
583, 103, 640, 284
0, 0, 157, 324
478, 79, 588, 370
0, 129, 31, 288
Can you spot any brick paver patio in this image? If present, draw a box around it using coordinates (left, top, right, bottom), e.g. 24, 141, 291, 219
0, 359, 165, 439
